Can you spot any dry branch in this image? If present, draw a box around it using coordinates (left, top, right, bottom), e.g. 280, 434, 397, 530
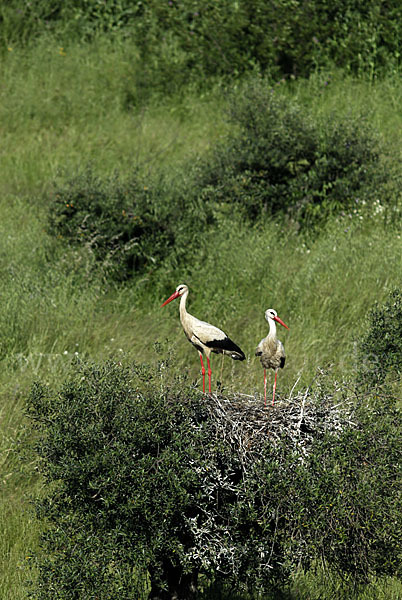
200, 380, 356, 468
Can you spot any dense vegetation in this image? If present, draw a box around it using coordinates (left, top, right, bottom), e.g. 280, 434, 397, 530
47, 78, 399, 279
27, 356, 400, 599
0, 1, 401, 599
1, 0, 401, 84
357, 290, 402, 389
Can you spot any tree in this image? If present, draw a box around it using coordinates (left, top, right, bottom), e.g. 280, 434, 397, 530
27, 360, 401, 598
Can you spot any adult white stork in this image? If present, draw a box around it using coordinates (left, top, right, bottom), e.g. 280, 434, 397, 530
255, 308, 289, 407
161, 284, 245, 393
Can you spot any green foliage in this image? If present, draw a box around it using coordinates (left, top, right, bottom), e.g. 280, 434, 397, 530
47, 76, 398, 277
356, 289, 402, 389
48, 170, 164, 279
47, 169, 211, 280
294, 395, 401, 582
1, 0, 400, 82
0, 1, 61, 45
27, 360, 401, 599
1, 29, 402, 600
194, 78, 390, 229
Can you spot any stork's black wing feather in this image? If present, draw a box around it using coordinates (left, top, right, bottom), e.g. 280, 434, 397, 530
204, 336, 245, 360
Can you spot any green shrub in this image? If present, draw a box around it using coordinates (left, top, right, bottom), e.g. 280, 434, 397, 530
47, 166, 215, 280
195, 78, 391, 229
48, 171, 167, 279
356, 289, 402, 389
46, 78, 398, 276
0, 0, 61, 45
1, 0, 400, 80
48, 170, 183, 280
27, 360, 401, 599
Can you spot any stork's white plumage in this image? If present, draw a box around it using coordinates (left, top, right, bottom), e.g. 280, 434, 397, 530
161, 284, 245, 393
255, 308, 289, 406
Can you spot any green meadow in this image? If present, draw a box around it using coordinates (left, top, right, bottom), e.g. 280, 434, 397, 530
0, 29, 401, 599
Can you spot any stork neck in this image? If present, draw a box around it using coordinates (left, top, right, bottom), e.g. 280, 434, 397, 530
179, 289, 189, 322
267, 318, 277, 339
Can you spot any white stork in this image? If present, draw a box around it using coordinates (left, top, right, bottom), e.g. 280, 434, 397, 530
255, 308, 289, 406
161, 284, 245, 393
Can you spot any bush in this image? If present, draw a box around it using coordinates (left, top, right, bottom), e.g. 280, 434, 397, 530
47, 169, 210, 280
1, 1, 401, 80
27, 360, 401, 599
195, 78, 392, 229
46, 78, 398, 277
356, 288, 402, 389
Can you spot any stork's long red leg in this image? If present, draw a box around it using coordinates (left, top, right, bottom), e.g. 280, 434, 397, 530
264, 369, 267, 407
199, 354, 206, 393
272, 370, 278, 406
206, 356, 212, 394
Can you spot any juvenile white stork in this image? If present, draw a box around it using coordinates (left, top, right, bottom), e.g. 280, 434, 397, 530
255, 308, 289, 407
161, 284, 245, 393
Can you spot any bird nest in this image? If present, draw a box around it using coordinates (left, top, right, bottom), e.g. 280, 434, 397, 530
201, 374, 358, 468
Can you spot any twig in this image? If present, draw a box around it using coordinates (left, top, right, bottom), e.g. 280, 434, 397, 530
289, 374, 302, 401
297, 387, 308, 432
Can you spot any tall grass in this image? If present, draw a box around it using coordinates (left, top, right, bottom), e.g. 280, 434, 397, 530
0, 37, 226, 198
0, 36, 401, 598
288, 70, 402, 161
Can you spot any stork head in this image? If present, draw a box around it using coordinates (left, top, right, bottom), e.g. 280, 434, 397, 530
161, 284, 188, 307
265, 308, 289, 329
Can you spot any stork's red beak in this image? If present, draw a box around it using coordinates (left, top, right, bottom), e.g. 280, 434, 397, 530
274, 315, 289, 329
161, 290, 180, 307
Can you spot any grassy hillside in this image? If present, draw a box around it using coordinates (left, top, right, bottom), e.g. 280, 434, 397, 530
0, 38, 401, 599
